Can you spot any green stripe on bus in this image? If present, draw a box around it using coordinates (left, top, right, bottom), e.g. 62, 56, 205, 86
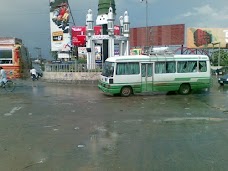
174, 78, 191, 81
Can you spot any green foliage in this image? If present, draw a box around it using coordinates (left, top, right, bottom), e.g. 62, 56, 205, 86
77, 58, 87, 64
211, 50, 228, 66
50, 51, 58, 60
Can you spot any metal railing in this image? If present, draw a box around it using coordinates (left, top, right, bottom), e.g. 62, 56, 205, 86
44, 63, 102, 73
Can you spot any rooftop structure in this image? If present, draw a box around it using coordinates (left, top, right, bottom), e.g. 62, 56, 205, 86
96, 0, 116, 25
98, 0, 116, 15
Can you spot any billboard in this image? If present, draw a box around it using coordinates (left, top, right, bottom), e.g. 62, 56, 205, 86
71, 25, 120, 47
49, 0, 71, 51
130, 24, 185, 47
77, 46, 102, 63
187, 28, 228, 48
71, 26, 86, 47
130, 48, 142, 55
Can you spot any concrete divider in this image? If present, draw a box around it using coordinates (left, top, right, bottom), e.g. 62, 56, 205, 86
42, 72, 101, 85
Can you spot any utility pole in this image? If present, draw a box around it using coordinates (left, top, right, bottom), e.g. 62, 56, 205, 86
140, 0, 148, 48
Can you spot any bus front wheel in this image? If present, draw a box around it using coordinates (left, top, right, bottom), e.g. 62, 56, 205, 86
178, 84, 191, 95
121, 86, 132, 97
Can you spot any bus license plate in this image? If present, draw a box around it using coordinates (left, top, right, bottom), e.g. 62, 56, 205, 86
220, 81, 223, 83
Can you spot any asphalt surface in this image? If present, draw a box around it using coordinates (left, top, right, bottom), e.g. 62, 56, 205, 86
0, 76, 228, 171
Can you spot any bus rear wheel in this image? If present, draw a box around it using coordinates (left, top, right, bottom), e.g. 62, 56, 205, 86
178, 84, 191, 95
121, 86, 132, 97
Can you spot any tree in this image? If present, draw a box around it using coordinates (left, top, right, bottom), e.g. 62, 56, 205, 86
50, 51, 58, 60
211, 49, 228, 66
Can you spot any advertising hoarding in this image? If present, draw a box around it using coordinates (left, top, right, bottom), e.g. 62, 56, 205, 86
187, 28, 228, 48
71, 25, 120, 47
130, 48, 142, 55
95, 46, 102, 63
130, 24, 185, 47
78, 46, 102, 63
49, 0, 71, 51
71, 26, 86, 47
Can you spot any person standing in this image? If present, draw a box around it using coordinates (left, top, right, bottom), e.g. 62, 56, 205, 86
216, 68, 219, 77
0, 67, 7, 86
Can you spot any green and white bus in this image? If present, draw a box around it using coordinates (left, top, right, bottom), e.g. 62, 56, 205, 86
98, 53, 212, 96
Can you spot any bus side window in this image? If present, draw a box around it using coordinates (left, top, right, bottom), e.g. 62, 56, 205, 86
117, 62, 140, 75
155, 62, 166, 74
147, 63, 152, 77
199, 61, 207, 72
116, 63, 128, 75
177, 61, 187, 73
166, 61, 176, 73
187, 61, 197, 72
192, 63, 197, 72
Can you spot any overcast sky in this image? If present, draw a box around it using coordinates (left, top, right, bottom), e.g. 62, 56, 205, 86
0, 0, 227, 59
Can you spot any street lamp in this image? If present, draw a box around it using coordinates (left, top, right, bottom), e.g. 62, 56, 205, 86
140, 0, 148, 48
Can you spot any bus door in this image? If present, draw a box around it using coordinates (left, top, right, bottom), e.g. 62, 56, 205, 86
141, 63, 153, 92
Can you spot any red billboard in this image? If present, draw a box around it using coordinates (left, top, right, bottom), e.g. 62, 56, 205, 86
71, 25, 120, 46
71, 26, 86, 46
94, 26, 102, 35
130, 24, 185, 47
93, 25, 120, 35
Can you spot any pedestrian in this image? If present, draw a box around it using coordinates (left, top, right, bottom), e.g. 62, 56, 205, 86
30, 67, 37, 87
216, 68, 219, 77
0, 67, 7, 87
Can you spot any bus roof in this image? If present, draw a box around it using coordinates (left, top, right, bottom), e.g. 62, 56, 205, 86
105, 54, 209, 62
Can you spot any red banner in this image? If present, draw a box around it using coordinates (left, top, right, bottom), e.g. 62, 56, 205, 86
71, 25, 120, 46
71, 26, 86, 46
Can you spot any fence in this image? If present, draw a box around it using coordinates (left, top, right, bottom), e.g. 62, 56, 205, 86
44, 63, 102, 73
43, 63, 102, 84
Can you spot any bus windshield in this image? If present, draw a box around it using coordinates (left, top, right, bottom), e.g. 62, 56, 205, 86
102, 62, 114, 77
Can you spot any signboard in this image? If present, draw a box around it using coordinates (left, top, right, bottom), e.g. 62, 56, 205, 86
78, 46, 102, 63
187, 28, 228, 48
58, 52, 70, 59
95, 46, 102, 63
71, 26, 86, 46
49, 0, 71, 51
114, 44, 120, 56
78, 47, 87, 59
130, 24, 185, 47
94, 26, 102, 35
114, 26, 120, 35
130, 48, 142, 55
71, 25, 121, 47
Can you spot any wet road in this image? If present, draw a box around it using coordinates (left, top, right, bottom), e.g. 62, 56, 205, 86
0, 77, 228, 171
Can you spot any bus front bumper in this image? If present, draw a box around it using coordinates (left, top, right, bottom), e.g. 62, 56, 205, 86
98, 83, 120, 95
